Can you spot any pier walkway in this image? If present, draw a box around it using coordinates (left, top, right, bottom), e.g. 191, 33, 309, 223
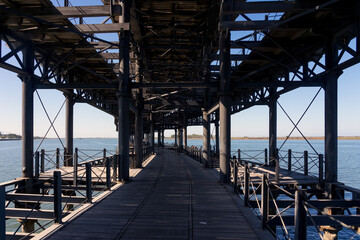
38, 148, 271, 240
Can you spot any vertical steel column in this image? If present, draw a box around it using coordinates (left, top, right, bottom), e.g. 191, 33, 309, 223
21, 46, 34, 178
219, 25, 231, 183
294, 191, 307, 240
157, 130, 161, 147
118, 0, 131, 181
183, 113, 187, 150
150, 113, 154, 153
269, 88, 278, 167
202, 109, 210, 167
174, 129, 178, 146
179, 127, 183, 150
134, 60, 143, 168
54, 171, 62, 224
0, 186, 5, 240
325, 36, 341, 183
215, 111, 219, 155
134, 109, 143, 168
65, 92, 74, 166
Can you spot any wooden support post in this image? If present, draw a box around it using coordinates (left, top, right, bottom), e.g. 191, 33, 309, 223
0, 186, 5, 240
319, 154, 324, 183
86, 163, 92, 203
41, 149, 45, 173
56, 148, 60, 169
54, 171, 62, 224
287, 149, 292, 171
237, 149, 241, 165
304, 151, 308, 175
35, 151, 39, 178
264, 148, 268, 166
294, 190, 307, 240
261, 173, 269, 229
106, 158, 111, 190
275, 149, 279, 183
244, 164, 249, 206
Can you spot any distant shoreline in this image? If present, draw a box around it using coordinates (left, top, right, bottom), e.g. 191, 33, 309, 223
161, 136, 360, 140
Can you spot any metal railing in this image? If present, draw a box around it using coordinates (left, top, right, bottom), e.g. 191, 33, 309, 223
1, 148, 120, 239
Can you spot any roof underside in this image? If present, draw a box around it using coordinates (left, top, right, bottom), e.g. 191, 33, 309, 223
0, 0, 359, 132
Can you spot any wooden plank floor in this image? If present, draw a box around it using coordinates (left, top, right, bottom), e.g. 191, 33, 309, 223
45, 148, 268, 240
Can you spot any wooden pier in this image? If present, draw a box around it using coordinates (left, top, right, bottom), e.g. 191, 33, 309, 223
1, 0, 360, 239
32, 148, 272, 240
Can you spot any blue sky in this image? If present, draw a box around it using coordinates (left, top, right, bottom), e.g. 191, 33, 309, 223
1, 0, 360, 138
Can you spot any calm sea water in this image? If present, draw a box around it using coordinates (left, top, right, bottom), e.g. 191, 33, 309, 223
1, 138, 359, 239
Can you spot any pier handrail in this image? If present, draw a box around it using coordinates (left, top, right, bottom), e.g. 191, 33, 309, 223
2, 148, 120, 239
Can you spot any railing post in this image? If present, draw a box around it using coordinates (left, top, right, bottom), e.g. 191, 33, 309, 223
294, 190, 307, 240
54, 171, 62, 223
35, 151, 40, 178
244, 164, 249, 206
41, 149, 45, 173
319, 154, 324, 184
73, 148, 78, 186
237, 149, 241, 165
103, 148, 106, 165
264, 148, 268, 166
106, 158, 111, 190
0, 186, 5, 240
288, 149, 292, 172
275, 148, 280, 183
56, 148, 60, 169
304, 151, 308, 175
86, 163, 92, 203
261, 173, 269, 229
233, 156, 238, 193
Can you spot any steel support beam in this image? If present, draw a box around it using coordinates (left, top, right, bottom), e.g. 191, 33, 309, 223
215, 111, 220, 155
179, 127, 183, 150
117, 0, 130, 181
65, 92, 74, 166
161, 129, 164, 148
269, 89, 278, 168
219, 25, 231, 183
183, 114, 187, 149
325, 36, 341, 183
157, 130, 161, 147
134, 60, 143, 168
21, 46, 34, 178
174, 129, 178, 146
134, 109, 143, 168
150, 113, 154, 153
202, 110, 210, 167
